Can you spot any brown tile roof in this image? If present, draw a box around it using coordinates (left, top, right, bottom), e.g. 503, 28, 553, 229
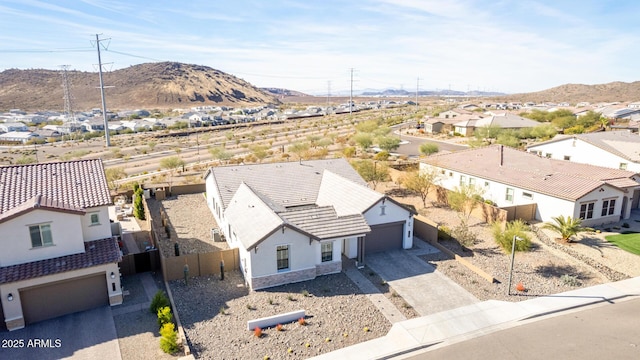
0, 195, 86, 224
0, 237, 122, 284
0, 159, 112, 215
423, 145, 640, 201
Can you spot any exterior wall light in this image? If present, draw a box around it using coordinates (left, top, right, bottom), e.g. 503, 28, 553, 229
110, 272, 116, 279
7, 293, 13, 301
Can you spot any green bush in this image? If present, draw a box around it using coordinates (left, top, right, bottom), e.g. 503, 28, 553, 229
149, 290, 170, 314
451, 220, 477, 248
157, 306, 173, 328
492, 220, 531, 253
134, 188, 146, 220
159, 322, 179, 354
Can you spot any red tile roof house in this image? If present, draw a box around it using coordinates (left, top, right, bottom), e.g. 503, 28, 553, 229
204, 158, 415, 290
0, 160, 122, 331
421, 145, 640, 227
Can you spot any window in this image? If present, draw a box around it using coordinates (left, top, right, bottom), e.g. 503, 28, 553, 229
579, 202, 595, 219
601, 199, 616, 216
522, 192, 533, 200
321, 242, 333, 262
545, 153, 552, 158
620, 163, 628, 170
29, 224, 53, 248
90, 213, 100, 225
379, 205, 386, 216
469, 178, 476, 186
460, 175, 466, 185
484, 181, 490, 188
505, 188, 514, 202
563, 155, 571, 161
277, 245, 289, 271
448, 171, 453, 177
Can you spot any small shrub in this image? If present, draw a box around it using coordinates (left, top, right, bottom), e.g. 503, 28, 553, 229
363, 326, 370, 332
622, 223, 630, 228
159, 323, 179, 354
150, 290, 170, 314
157, 306, 173, 328
247, 304, 255, 310
254, 327, 262, 338
267, 298, 274, 305
451, 221, 477, 248
492, 220, 531, 253
276, 324, 283, 331
287, 295, 296, 301
298, 317, 306, 326
560, 274, 582, 287
301, 290, 310, 297
219, 306, 226, 315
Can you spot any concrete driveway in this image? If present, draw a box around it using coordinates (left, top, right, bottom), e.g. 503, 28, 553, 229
365, 240, 479, 316
0, 306, 121, 360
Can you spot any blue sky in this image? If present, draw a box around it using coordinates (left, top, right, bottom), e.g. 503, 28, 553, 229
1, 0, 639, 95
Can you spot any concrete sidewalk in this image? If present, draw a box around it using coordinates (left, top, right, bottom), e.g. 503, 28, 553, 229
311, 276, 640, 359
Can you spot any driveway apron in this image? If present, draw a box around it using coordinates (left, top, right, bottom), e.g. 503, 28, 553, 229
365, 243, 479, 316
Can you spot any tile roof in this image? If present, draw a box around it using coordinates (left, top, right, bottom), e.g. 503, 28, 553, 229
0, 159, 112, 215
0, 237, 121, 284
317, 171, 384, 216
0, 194, 86, 224
422, 145, 640, 201
531, 131, 640, 162
455, 113, 540, 129
206, 158, 366, 209
279, 206, 370, 240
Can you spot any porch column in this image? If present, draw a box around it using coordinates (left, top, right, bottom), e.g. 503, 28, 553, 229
356, 236, 365, 268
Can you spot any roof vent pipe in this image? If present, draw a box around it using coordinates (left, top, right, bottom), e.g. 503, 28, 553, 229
500, 145, 504, 166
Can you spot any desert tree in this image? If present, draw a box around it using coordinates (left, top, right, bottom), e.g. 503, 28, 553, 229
289, 141, 310, 161
353, 133, 373, 153
402, 168, 440, 208
105, 167, 126, 192
377, 136, 401, 152
160, 156, 185, 195
419, 143, 439, 156
351, 159, 390, 190
208, 147, 232, 165
447, 184, 485, 221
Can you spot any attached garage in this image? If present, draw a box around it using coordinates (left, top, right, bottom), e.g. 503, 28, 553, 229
365, 221, 404, 255
20, 273, 108, 325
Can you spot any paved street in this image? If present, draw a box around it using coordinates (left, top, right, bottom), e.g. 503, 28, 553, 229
395, 129, 467, 157
408, 297, 640, 360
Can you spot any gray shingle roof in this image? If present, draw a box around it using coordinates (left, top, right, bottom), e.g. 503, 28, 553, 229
0, 237, 121, 284
206, 159, 367, 209
0, 159, 112, 215
422, 145, 640, 201
279, 206, 370, 240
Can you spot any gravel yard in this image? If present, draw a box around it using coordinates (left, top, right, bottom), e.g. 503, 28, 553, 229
146, 194, 229, 257
169, 270, 391, 360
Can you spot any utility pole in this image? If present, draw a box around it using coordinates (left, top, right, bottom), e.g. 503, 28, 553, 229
349, 68, 354, 115
326, 80, 331, 114
94, 34, 111, 147
415, 77, 420, 113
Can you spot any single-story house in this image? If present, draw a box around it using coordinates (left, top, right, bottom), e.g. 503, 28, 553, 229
527, 131, 640, 173
0, 159, 122, 331
453, 113, 541, 137
204, 159, 415, 290
0, 122, 28, 133
0, 131, 39, 144
424, 114, 480, 134
421, 145, 640, 226
439, 108, 472, 119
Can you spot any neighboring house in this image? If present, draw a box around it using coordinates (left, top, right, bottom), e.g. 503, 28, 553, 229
425, 114, 479, 134
527, 131, 640, 173
0, 160, 122, 331
628, 102, 640, 109
204, 159, 414, 290
0, 131, 39, 144
0, 122, 28, 133
421, 145, 640, 226
32, 129, 62, 139
598, 106, 640, 120
453, 113, 541, 137
81, 119, 106, 133
439, 108, 472, 119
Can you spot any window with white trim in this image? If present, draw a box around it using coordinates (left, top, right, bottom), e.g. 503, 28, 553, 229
563, 155, 571, 161
469, 178, 476, 186
90, 213, 100, 225
619, 163, 628, 170
505, 188, 514, 202
460, 175, 466, 185
545, 153, 552, 158
522, 192, 533, 200
580, 202, 595, 219
277, 245, 289, 271
321, 242, 333, 262
601, 199, 616, 216
30, 223, 53, 248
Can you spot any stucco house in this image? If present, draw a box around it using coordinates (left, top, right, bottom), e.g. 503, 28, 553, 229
0, 159, 122, 331
527, 131, 640, 173
204, 159, 414, 290
421, 145, 640, 227
453, 113, 541, 137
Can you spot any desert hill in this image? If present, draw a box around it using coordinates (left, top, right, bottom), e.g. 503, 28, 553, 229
0, 62, 279, 111
500, 81, 640, 104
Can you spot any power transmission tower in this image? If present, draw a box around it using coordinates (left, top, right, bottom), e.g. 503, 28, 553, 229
326, 80, 331, 114
59, 65, 76, 123
93, 34, 113, 147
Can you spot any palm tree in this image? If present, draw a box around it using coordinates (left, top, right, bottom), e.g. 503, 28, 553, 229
542, 215, 594, 243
